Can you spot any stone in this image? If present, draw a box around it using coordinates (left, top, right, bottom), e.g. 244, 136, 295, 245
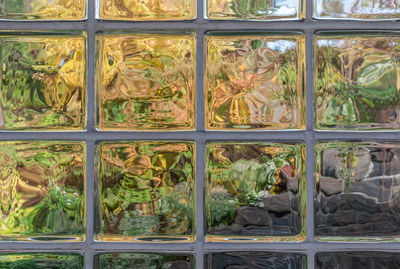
319, 176, 343, 196
262, 192, 291, 213
234, 207, 271, 226
320, 193, 340, 214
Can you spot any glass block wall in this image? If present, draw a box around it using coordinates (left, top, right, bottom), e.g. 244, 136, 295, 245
1, 0, 400, 268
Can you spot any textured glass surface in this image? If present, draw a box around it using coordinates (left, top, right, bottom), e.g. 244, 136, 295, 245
205, 33, 305, 130
96, 33, 196, 131
206, 252, 306, 268
0, 253, 84, 268
98, 0, 195, 21
0, 32, 87, 131
316, 142, 400, 241
205, 142, 305, 242
96, 141, 195, 242
207, 0, 304, 20
316, 252, 400, 269
0, 141, 86, 241
315, 32, 400, 130
95, 253, 194, 268
314, 0, 400, 20
0, 0, 86, 20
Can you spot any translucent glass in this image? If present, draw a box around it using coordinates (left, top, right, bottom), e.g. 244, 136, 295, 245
0, 141, 86, 241
316, 252, 400, 269
0, 32, 87, 131
0, 253, 84, 268
205, 142, 305, 242
315, 32, 400, 130
316, 142, 400, 241
96, 32, 196, 131
205, 32, 305, 130
98, 0, 195, 20
314, 0, 400, 20
0, 0, 86, 20
207, 0, 304, 20
95, 253, 194, 268
96, 141, 195, 242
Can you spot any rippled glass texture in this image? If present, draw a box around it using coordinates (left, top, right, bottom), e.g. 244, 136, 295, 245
205, 33, 305, 130
0, 0, 86, 20
205, 142, 305, 242
316, 142, 400, 241
0, 253, 84, 268
96, 32, 196, 131
98, 0, 195, 20
0, 141, 86, 241
207, 0, 304, 20
316, 252, 400, 269
96, 141, 195, 242
314, 0, 400, 20
206, 252, 306, 268
0, 32, 87, 131
95, 253, 194, 268
315, 32, 400, 130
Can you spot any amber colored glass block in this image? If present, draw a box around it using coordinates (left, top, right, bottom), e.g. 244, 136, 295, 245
96, 141, 195, 242
96, 32, 196, 131
0, 32, 87, 131
316, 252, 400, 269
314, 0, 400, 20
205, 142, 305, 242
205, 32, 305, 130
316, 142, 400, 241
95, 253, 194, 268
98, 0, 195, 20
0, 0, 86, 20
207, 0, 304, 20
0, 141, 86, 241
0, 253, 84, 268
315, 32, 400, 130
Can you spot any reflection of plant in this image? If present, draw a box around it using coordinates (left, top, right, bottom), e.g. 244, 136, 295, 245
100, 253, 191, 269
209, 191, 239, 227
230, 0, 278, 18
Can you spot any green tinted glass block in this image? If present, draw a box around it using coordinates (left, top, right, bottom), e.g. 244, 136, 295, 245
95, 253, 194, 268
96, 141, 195, 242
0, 253, 84, 268
0, 141, 86, 241
315, 31, 400, 130
0, 32, 87, 131
205, 142, 305, 242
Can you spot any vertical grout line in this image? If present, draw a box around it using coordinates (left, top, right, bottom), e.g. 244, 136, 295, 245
308, 249, 316, 269
87, 0, 96, 133
195, 140, 205, 269
196, 0, 206, 24
86, 140, 96, 267
196, 29, 205, 132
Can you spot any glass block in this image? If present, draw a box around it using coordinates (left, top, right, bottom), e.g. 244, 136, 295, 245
0, 0, 86, 20
205, 142, 305, 242
205, 252, 306, 268
315, 31, 400, 130
316, 142, 400, 241
0, 141, 86, 241
0, 253, 84, 268
207, 0, 304, 20
316, 252, 400, 269
314, 0, 400, 20
96, 141, 195, 242
205, 32, 305, 130
95, 253, 194, 268
98, 0, 195, 21
96, 32, 196, 131
0, 32, 87, 131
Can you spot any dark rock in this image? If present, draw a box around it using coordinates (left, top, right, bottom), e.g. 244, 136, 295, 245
345, 193, 379, 214
319, 176, 343, 196
234, 206, 271, 226
320, 193, 340, 213
262, 192, 291, 213
291, 193, 300, 212
350, 177, 394, 203
170, 261, 192, 269
325, 210, 370, 226
270, 211, 299, 228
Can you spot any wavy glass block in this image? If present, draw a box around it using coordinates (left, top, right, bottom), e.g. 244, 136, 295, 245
207, 0, 304, 20
98, 0, 195, 21
95, 253, 194, 268
205, 142, 305, 242
205, 32, 305, 130
96, 141, 195, 242
0, 253, 84, 268
315, 32, 400, 130
316, 142, 400, 241
0, 0, 86, 20
316, 252, 400, 269
0, 32, 87, 131
0, 141, 86, 241
96, 32, 196, 131
205, 252, 306, 268
314, 0, 400, 20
